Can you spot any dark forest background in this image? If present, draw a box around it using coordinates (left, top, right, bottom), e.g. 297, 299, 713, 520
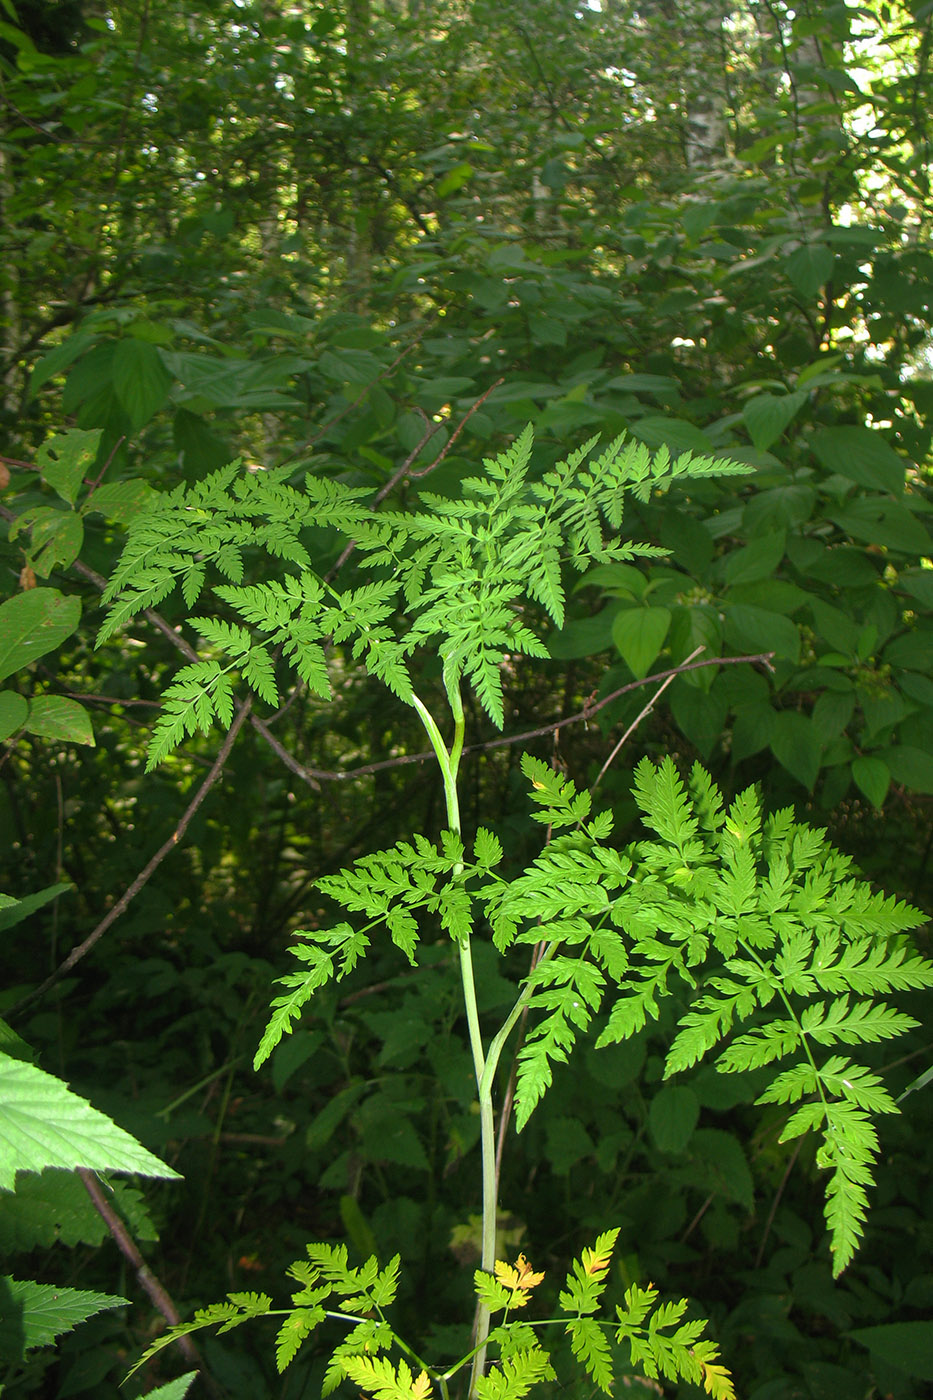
2, 1, 933, 1396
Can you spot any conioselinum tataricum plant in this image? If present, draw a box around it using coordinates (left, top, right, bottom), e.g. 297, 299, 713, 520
101, 426, 931, 1399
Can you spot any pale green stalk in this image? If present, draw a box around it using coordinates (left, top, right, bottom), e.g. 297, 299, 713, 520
409, 688, 497, 1396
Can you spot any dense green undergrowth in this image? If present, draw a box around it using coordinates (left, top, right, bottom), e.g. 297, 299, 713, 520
3, 422, 932, 1398
3, 0, 933, 1395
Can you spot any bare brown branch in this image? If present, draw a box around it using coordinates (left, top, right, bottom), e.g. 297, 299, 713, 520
79, 1168, 222, 1396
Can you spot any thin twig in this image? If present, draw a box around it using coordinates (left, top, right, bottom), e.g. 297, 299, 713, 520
9, 699, 253, 1015
681, 1192, 716, 1244
83, 435, 126, 498
325, 379, 503, 580
78, 1168, 223, 1396
590, 646, 706, 792
754, 1138, 804, 1267
326, 412, 440, 581
407, 378, 504, 479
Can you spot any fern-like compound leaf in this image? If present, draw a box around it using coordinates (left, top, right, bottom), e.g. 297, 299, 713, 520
566, 1318, 614, 1394
101, 426, 750, 757
144, 662, 234, 771
559, 1228, 620, 1316
253, 924, 367, 1069
474, 1347, 556, 1400
125, 1294, 275, 1378
274, 1306, 326, 1372
613, 1284, 734, 1399
322, 1320, 394, 1397
342, 1354, 434, 1400
485, 756, 931, 1273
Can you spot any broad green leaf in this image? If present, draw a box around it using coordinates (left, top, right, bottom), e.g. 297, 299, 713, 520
878, 745, 933, 794
576, 563, 648, 599
317, 347, 385, 386
0, 1054, 181, 1188
436, 161, 472, 196
487, 242, 527, 268
0, 882, 71, 933
173, 407, 233, 474
24, 696, 95, 746
721, 530, 786, 586
785, 243, 834, 296
898, 569, 933, 608
725, 579, 808, 615
744, 484, 816, 533
545, 1115, 595, 1174
829, 500, 931, 555
0, 691, 28, 741
884, 628, 933, 672
36, 429, 102, 505
667, 605, 722, 688
687, 1128, 754, 1211
731, 700, 775, 761
8, 507, 84, 576
859, 687, 903, 738
485, 379, 562, 403
724, 604, 800, 662
648, 1085, 699, 1154
0, 1017, 30, 1062
659, 512, 714, 577
244, 308, 318, 339
606, 373, 679, 395
612, 606, 671, 678
797, 353, 844, 388
29, 335, 95, 398
848, 1323, 933, 1382
0, 1277, 128, 1358
630, 416, 716, 454
899, 670, 933, 706
30, 514, 72, 583
112, 338, 173, 428
82, 479, 155, 522
0, 590, 81, 683
809, 597, 860, 655
770, 711, 822, 789
670, 685, 727, 757
809, 426, 905, 494
164, 351, 301, 410
742, 391, 807, 451
548, 607, 618, 659
586, 1037, 646, 1089
851, 756, 890, 809
0, 1168, 109, 1251
271, 1030, 321, 1093
796, 542, 879, 587
812, 689, 855, 740
305, 1082, 368, 1153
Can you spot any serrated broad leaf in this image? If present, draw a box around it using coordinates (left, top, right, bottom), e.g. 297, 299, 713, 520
0, 1054, 179, 1188
0, 1277, 127, 1357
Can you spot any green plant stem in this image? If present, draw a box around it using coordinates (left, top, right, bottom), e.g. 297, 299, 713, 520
480, 945, 557, 1105
410, 688, 497, 1396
